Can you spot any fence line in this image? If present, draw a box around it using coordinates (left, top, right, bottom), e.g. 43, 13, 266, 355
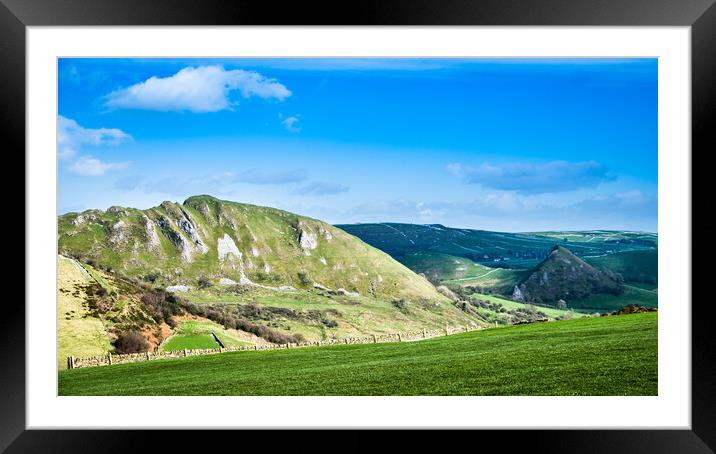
67, 324, 485, 370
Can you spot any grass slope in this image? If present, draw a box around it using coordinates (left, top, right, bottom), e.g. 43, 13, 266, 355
161, 319, 252, 351
182, 286, 480, 341
59, 313, 657, 396
469, 292, 585, 319
58, 256, 112, 369
586, 249, 658, 286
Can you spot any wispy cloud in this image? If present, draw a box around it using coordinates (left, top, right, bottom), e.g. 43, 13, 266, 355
233, 169, 307, 185
341, 189, 655, 231
58, 115, 132, 160
71, 156, 129, 177
293, 181, 349, 196
447, 160, 616, 194
104, 65, 291, 113
282, 115, 302, 133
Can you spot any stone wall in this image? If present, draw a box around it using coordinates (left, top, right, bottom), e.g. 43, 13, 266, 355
67, 324, 483, 370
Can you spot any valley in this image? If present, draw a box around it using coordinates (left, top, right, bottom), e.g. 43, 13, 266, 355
57, 195, 658, 391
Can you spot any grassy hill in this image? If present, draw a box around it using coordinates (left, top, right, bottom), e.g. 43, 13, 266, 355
58, 312, 657, 396
586, 249, 658, 287
59, 196, 443, 303
58, 197, 498, 362
512, 245, 624, 307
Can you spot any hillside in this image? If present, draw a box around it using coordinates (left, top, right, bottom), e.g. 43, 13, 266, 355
337, 223, 656, 269
58, 256, 113, 369
58, 313, 657, 396
59, 195, 442, 302
586, 249, 658, 287
58, 197, 498, 361
512, 245, 624, 307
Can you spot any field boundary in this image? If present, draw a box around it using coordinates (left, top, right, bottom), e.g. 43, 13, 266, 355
66, 324, 484, 369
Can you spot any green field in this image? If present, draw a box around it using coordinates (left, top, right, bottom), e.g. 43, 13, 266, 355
59, 313, 657, 396
161, 319, 253, 351
161, 334, 219, 351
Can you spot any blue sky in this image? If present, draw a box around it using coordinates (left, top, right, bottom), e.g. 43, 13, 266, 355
58, 58, 657, 232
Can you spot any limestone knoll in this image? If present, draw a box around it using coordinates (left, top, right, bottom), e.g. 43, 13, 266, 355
512, 245, 624, 307
58, 195, 443, 302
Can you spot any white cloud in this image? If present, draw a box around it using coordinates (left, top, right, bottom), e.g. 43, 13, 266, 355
282, 115, 302, 132
58, 115, 132, 160
70, 156, 129, 177
105, 65, 291, 113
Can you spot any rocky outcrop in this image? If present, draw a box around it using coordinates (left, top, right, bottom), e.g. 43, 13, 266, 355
319, 226, 333, 241
157, 216, 193, 262
336, 288, 359, 297
298, 223, 318, 255
512, 285, 525, 301
109, 220, 128, 245
177, 209, 209, 254
143, 215, 161, 249
513, 245, 624, 306
217, 233, 241, 263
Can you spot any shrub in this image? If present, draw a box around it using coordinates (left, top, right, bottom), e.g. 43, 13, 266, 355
197, 277, 212, 289
114, 330, 149, 354
140, 291, 184, 324
391, 298, 409, 312
297, 270, 311, 287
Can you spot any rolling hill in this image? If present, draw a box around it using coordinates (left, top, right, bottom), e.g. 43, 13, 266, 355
59, 195, 443, 302
58, 196, 505, 363
337, 223, 657, 312
337, 223, 656, 269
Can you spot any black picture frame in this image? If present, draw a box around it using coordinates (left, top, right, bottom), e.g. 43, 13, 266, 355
3, 0, 712, 451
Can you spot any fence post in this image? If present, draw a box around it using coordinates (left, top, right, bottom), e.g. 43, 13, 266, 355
67, 356, 75, 370
423, 329, 427, 338
145, 352, 150, 361
183, 349, 188, 357
107, 353, 112, 365
397, 333, 402, 342
372, 334, 377, 343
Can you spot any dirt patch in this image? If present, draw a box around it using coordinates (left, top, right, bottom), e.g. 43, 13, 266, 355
142, 322, 173, 351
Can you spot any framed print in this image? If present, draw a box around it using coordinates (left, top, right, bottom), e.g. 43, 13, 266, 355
4, 0, 713, 451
